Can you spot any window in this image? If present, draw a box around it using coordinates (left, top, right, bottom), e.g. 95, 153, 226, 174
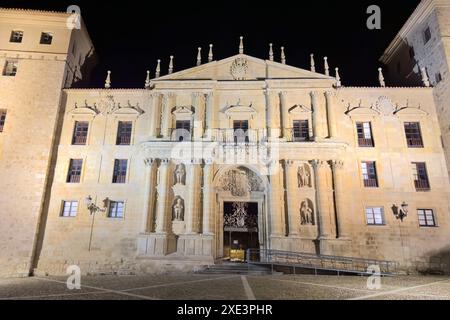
366, 207, 385, 226
67, 159, 83, 183
233, 120, 249, 144
362, 161, 378, 188
61, 201, 78, 217
404, 122, 423, 148
40, 32, 53, 45
417, 209, 436, 227
293, 120, 310, 142
112, 159, 128, 184
356, 122, 374, 147
413, 162, 430, 191
435, 72, 442, 84
10, 30, 23, 43
423, 27, 432, 44
3, 60, 18, 76
72, 121, 89, 145
0, 110, 7, 132
116, 121, 132, 145
175, 120, 191, 141
108, 201, 124, 218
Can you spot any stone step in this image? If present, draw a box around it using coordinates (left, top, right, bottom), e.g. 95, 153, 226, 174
197, 263, 274, 275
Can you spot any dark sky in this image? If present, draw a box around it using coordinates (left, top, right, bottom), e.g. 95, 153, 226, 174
2, 0, 420, 87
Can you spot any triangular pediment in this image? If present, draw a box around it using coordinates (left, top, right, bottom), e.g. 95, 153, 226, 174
153, 54, 335, 82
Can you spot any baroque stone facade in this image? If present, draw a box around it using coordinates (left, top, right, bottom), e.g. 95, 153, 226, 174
1, 5, 450, 277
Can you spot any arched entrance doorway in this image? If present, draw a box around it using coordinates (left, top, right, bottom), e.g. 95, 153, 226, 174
214, 166, 268, 262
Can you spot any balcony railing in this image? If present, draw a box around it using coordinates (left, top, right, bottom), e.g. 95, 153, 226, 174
67, 174, 81, 183
116, 135, 131, 145
113, 175, 126, 184
283, 128, 312, 142
72, 135, 87, 145
407, 138, 424, 148
364, 178, 378, 188
358, 138, 374, 147
415, 179, 430, 191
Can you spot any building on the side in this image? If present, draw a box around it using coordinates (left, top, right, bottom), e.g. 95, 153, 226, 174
1, 4, 450, 277
380, 0, 450, 177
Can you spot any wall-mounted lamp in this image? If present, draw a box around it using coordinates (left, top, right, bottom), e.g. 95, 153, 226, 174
392, 202, 409, 222
85, 195, 107, 215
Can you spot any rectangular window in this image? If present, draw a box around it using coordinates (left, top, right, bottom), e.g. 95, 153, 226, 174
10, 30, 23, 43
61, 201, 78, 217
3, 60, 18, 76
67, 159, 83, 183
413, 162, 430, 191
112, 159, 128, 184
0, 110, 7, 132
366, 207, 385, 226
108, 201, 125, 218
233, 120, 249, 144
435, 73, 442, 84
72, 121, 89, 145
293, 120, 310, 142
116, 121, 132, 145
175, 120, 191, 141
417, 209, 436, 227
40, 32, 53, 45
362, 161, 378, 188
356, 122, 374, 147
423, 27, 432, 44
404, 122, 423, 148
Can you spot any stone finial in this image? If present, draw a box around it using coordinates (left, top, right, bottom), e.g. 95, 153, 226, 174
378, 67, 386, 87
335, 67, 341, 87
104, 70, 111, 88
281, 47, 286, 64
421, 66, 430, 87
169, 56, 174, 74
155, 59, 161, 78
145, 70, 151, 89
324, 57, 329, 76
310, 54, 316, 73
208, 44, 213, 62
269, 43, 274, 61
239, 36, 244, 54
197, 47, 202, 66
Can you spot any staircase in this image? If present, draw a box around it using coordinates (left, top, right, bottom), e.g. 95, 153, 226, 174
198, 262, 274, 275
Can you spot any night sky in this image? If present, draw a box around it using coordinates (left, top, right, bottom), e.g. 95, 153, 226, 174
1, 0, 420, 88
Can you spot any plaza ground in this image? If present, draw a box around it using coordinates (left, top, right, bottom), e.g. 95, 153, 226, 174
0, 273, 449, 300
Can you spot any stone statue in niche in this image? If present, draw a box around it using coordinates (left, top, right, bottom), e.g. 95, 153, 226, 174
174, 164, 186, 185
300, 200, 315, 226
172, 198, 184, 222
298, 164, 312, 188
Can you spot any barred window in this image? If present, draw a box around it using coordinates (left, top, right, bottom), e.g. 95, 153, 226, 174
0, 110, 7, 132
366, 207, 385, 226
61, 201, 78, 217
404, 122, 423, 148
356, 122, 374, 147
40, 32, 53, 45
116, 121, 132, 145
293, 120, 310, 142
112, 159, 128, 184
108, 201, 124, 218
10, 30, 23, 43
67, 159, 83, 183
3, 60, 18, 76
413, 162, 430, 191
417, 209, 436, 227
362, 162, 378, 188
72, 121, 89, 145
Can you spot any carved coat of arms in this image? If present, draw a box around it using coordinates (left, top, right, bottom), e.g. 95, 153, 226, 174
230, 58, 249, 80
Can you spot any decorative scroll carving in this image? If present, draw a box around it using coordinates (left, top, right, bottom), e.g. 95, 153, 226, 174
230, 58, 249, 80
298, 163, 312, 188
224, 202, 258, 230
172, 197, 185, 222
300, 199, 315, 226
218, 167, 264, 197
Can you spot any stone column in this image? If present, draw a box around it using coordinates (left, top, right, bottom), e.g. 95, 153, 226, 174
192, 93, 203, 140
325, 91, 337, 138
149, 94, 159, 138
279, 92, 288, 139
331, 160, 349, 239
186, 160, 201, 234
142, 158, 156, 233
311, 91, 323, 140
205, 92, 214, 140
268, 161, 285, 237
155, 159, 170, 233
285, 160, 300, 236
265, 89, 272, 140
202, 159, 215, 235
312, 160, 334, 239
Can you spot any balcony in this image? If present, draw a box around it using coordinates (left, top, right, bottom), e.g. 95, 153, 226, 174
284, 128, 312, 143
363, 179, 378, 188
113, 175, 127, 184
67, 174, 81, 183
358, 138, 374, 148
116, 135, 131, 146
407, 138, 424, 148
72, 135, 87, 145
415, 179, 430, 191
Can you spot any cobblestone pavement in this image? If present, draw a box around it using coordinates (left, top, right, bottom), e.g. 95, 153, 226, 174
0, 274, 449, 300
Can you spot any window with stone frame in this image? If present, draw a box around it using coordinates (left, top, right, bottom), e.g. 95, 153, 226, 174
9, 30, 23, 43
366, 207, 385, 226
112, 159, 128, 184
0, 110, 7, 132
293, 120, 310, 142
356, 122, 374, 147
175, 120, 191, 141
417, 209, 437, 227
404, 122, 424, 148
361, 161, 378, 188
61, 201, 78, 217
67, 159, 83, 183
116, 121, 132, 145
233, 120, 249, 144
40, 32, 53, 45
108, 201, 125, 218
3, 60, 18, 76
71, 121, 89, 145
412, 162, 430, 191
